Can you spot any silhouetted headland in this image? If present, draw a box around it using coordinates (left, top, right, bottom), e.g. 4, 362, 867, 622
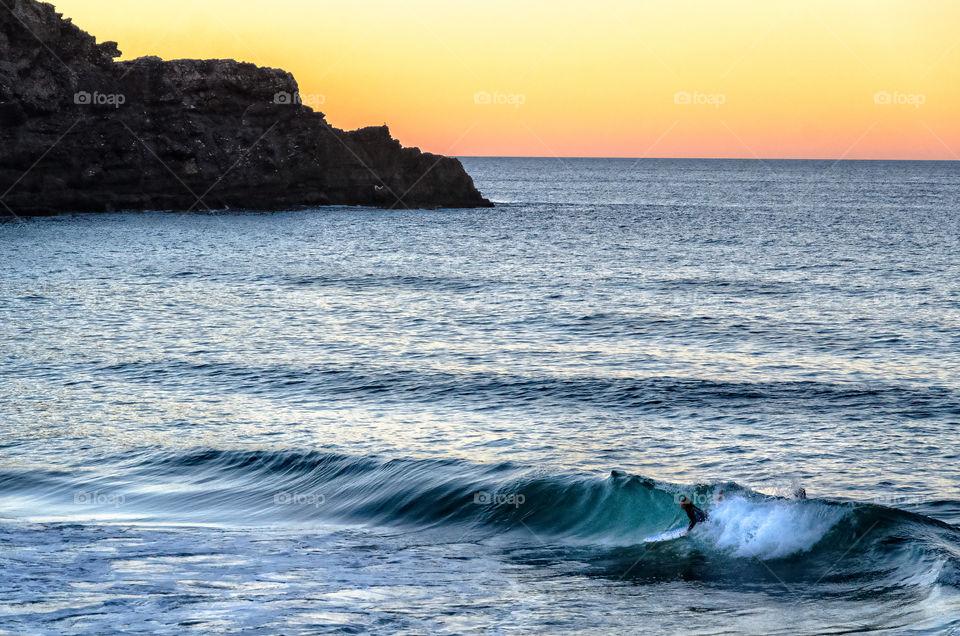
0, 0, 492, 215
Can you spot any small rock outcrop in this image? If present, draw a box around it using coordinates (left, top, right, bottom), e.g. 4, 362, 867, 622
0, 0, 492, 215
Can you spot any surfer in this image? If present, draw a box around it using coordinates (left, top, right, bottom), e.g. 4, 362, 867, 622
679, 496, 708, 532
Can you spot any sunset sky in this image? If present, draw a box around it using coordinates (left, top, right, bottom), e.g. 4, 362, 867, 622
53, 0, 960, 159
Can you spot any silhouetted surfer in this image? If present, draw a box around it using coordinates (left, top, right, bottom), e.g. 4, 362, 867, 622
679, 496, 708, 532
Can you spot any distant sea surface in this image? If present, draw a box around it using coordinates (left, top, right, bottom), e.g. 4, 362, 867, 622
2, 158, 959, 634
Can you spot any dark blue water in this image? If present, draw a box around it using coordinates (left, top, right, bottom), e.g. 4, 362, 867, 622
2, 158, 959, 634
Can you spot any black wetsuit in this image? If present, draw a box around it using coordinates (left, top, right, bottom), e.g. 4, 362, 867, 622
684, 505, 708, 532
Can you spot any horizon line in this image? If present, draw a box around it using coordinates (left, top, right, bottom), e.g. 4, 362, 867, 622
454, 155, 959, 162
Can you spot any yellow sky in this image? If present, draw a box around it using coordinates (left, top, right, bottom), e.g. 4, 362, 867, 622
52, 0, 960, 159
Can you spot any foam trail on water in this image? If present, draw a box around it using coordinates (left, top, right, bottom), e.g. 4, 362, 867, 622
702, 495, 845, 560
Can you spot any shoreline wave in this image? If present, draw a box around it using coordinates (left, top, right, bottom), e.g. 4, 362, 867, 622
2, 448, 957, 588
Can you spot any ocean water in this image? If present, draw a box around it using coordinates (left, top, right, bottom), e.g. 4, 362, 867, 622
2, 157, 960, 634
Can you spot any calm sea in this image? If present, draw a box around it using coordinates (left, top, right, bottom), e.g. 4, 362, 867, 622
1, 158, 959, 633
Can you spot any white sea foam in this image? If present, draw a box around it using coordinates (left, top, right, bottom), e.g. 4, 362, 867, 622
702, 496, 845, 560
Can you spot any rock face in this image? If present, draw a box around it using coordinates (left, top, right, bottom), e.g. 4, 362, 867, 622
0, 0, 492, 215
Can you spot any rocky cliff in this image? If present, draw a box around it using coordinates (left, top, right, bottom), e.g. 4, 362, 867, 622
0, 0, 492, 215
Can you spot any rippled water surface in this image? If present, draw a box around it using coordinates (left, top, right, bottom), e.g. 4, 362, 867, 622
2, 158, 959, 634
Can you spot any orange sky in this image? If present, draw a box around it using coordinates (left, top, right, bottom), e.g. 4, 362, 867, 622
52, 0, 960, 159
